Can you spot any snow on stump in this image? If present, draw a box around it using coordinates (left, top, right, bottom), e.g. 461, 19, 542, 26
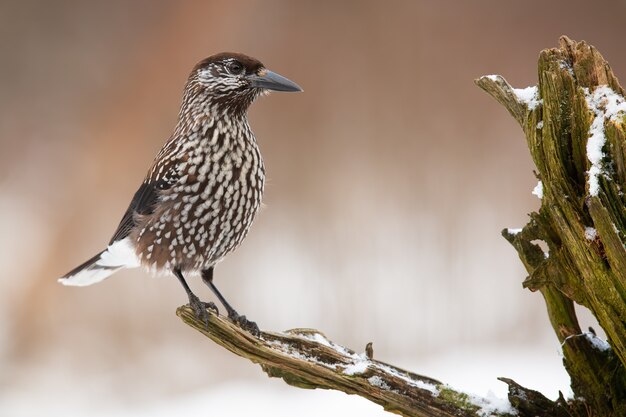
477, 36, 626, 415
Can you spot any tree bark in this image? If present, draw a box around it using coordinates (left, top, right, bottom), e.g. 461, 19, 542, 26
177, 36, 626, 416
177, 306, 518, 417
477, 36, 626, 415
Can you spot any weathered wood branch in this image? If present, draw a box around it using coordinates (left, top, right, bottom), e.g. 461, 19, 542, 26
177, 306, 521, 417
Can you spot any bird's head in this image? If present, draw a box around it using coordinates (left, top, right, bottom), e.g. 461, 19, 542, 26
187, 52, 302, 115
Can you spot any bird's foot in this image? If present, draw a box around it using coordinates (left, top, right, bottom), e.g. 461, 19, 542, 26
228, 310, 260, 336
188, 293, 218, 329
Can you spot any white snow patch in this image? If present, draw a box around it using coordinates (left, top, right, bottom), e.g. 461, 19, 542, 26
266, 339, 338, 369
343, 357, 369, 375
367, 376, 391, 390
584, 332, 611, 352
513, 86, 541, 110
507, 228, 522, 235
486, 74, 499, 81
584, 227, 597, 241
298, 332, 354, 357
584, 86, 626, 196
532, 181, 543, 199
586, 114, 606, 196
536, 120, 544, 129
562, 331, 611, 353
468, 390, 518, 417
376, 363, 439, 396
559, 60, 574, 76
289, 350, 336, 368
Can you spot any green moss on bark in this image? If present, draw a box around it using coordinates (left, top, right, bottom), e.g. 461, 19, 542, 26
479, 36, 626, 415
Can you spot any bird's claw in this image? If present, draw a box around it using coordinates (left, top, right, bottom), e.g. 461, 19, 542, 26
188, 294, 218, 329
228, 311, 260, 336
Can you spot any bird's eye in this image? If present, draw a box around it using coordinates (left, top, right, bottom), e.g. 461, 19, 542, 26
227, 61, 244, 75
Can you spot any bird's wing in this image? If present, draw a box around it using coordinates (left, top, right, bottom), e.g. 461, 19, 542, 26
108, 152, 181, 244
108, 180, 166, 244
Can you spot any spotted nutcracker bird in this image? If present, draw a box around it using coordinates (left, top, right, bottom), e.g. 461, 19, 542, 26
59, 53, 302, 334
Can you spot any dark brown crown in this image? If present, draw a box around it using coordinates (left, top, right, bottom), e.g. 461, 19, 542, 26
192, 52, 264, 75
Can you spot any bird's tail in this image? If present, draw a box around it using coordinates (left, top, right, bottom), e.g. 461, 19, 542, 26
58, 237, 141, 286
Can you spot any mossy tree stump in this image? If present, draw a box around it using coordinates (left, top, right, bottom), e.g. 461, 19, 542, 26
477, 36, 626, 415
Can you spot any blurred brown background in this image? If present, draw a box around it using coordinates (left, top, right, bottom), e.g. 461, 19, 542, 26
1, 0, 625, 415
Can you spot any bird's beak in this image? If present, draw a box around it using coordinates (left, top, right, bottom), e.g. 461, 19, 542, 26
247, 69, 302, 92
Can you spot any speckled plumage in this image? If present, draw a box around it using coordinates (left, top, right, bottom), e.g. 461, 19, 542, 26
60, 52, 301, 332
135, 108, 264, 272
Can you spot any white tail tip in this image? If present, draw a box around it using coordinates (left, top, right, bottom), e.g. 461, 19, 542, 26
60, 238, 140, 287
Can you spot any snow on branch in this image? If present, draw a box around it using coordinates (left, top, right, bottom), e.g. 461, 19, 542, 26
177, 306, 535, 417
474, 75, 537, 127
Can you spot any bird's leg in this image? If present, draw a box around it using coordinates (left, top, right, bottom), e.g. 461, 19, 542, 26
173, 268, 217, 328
201, 267, 260, 336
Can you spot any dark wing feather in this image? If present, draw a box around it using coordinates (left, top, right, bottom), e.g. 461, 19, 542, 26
61, 250, 106, 278
108, 179, 170, 244
109, 136, 182, 244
